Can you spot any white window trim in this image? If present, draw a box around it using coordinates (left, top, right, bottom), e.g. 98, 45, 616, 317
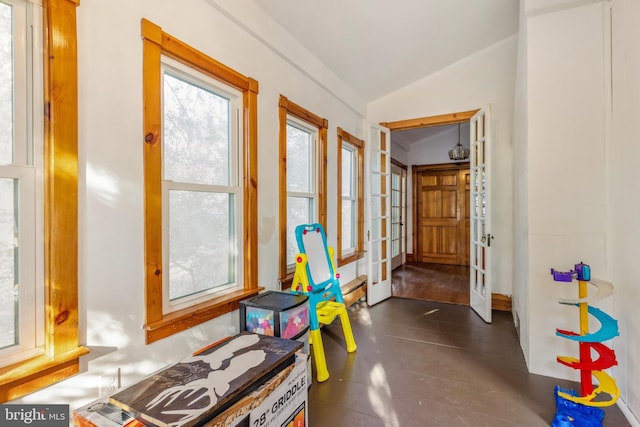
159, 56, 244, 314
0, 0, 44, 367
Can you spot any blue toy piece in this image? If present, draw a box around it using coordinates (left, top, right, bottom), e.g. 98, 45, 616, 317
555, 305, 619, 343
553, 386, 604, 427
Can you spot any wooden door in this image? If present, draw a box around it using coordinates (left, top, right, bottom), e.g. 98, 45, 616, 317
415, 164, 469, 265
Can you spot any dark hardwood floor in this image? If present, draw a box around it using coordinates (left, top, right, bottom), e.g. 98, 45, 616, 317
308, 297, 630, 426
392, 262, 470, 305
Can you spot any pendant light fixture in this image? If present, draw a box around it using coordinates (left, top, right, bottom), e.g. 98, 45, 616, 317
448, 123, 470, 161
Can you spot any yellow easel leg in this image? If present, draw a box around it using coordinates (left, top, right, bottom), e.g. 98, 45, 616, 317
310, 329, 329, 382
338, 307, 357, 353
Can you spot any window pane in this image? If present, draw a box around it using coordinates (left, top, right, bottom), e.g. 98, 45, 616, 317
168, 190, 234, 301
0, 4, 13, 165
287, 196, 313, 264
0, 178, 17, 348
286, 124, 312, 193
341, 147, 353, 196
342, 200, 353, 250
163, 72, 230, 186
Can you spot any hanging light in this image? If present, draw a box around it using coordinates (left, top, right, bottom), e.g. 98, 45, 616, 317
448, 123, 470, 161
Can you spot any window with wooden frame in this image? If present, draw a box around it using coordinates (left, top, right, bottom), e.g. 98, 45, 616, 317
278, 96, 327, 285
141, 19, 260, 344
0, 0, 88, 402
337, 128, 365, 265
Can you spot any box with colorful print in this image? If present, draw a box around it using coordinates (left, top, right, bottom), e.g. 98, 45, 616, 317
240, 291, 309, 339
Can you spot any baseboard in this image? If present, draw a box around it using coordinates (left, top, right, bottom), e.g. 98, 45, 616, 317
617, 396, 640, 427
492, 293, 512, 311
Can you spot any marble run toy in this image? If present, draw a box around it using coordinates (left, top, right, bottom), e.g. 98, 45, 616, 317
550, 262, 620, 426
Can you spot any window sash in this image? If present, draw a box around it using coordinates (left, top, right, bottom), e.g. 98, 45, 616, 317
286, 194, 316, 267
341, 144, 357, 254
285, 117, 318, 267
162, 183, 242, 313
160, 58, 244, 314
285, 120, 316, 194
161, 57, 240, 187
0, 168, 39, 367
0, 0, 43, 368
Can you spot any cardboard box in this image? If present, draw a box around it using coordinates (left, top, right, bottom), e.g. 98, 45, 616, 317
109, 333, 302, 427
207, 354, 307, 427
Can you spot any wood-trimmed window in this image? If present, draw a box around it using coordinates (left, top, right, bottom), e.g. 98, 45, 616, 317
278, 96, 327, 286
0, 0, 88, 402
141, 19, 260, 344
337, 128, 365, 265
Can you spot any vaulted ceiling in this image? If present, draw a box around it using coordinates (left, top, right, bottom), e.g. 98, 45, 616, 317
253, 0, 520, 103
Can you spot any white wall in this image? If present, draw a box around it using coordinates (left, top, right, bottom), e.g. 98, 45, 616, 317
369, 35, 517, 297
400, 123, 471, 166
512, 0, 530, 365
524, 1, 607, 380
517, 2, 640, 423
610, 0, 640, 421
14, 0, 367, 411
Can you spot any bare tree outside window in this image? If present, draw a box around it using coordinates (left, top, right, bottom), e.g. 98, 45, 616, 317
0, 3, 16, 350
162, 71, 238, 304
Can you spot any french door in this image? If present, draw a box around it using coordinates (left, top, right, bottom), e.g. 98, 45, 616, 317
367, 124, 392, 305
469, 106, 492, 322
391, 163, 406, 270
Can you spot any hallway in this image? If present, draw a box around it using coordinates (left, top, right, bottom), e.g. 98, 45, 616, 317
392, 262, 470, 305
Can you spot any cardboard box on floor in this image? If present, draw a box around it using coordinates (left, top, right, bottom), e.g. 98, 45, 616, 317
73, 354, 306, 427
208, 353, 307, 427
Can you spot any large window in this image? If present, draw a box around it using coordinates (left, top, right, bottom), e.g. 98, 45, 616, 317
0, 0, 87, 402
0, 0, 40, 366
337, 128, 364, 264
278, 96, 327, 282
142, 19, 260, 343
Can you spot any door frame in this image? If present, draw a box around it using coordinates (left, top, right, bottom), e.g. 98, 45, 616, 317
381, 109, 479, 262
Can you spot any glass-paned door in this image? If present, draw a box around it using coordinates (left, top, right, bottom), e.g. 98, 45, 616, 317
469, 106, 492, 322
367, 124, 392, 305
391, 163, 406, 270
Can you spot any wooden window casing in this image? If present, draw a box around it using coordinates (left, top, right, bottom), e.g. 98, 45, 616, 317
278, 96, 327, 285
141, 19, 260, 344
336, 127, 365, 266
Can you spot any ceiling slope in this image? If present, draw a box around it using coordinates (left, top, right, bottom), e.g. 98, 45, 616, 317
254, 0, 519, 103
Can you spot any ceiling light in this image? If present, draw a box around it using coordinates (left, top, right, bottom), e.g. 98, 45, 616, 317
448, 123, 470, 161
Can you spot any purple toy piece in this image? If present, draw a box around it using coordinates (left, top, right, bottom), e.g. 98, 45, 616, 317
550, 268, 574, 282
574, 263, 591, 281
550, 262, 591, 283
